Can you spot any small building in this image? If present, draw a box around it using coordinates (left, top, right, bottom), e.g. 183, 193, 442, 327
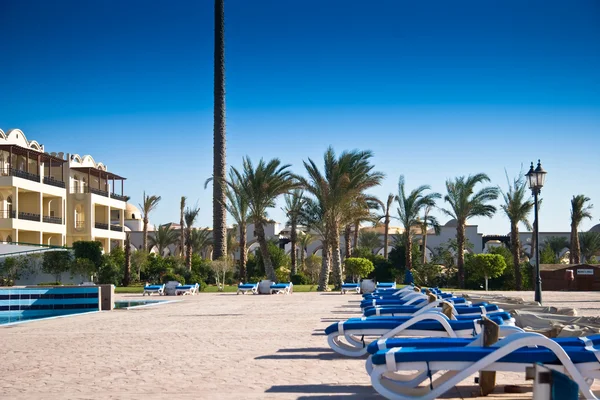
539, 264, 600, 291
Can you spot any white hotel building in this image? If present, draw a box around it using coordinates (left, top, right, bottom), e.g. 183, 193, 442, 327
0, 128, 127, 251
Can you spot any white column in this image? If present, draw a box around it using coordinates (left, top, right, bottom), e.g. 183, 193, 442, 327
39, 192, 43, 222
13, 186, 18, 216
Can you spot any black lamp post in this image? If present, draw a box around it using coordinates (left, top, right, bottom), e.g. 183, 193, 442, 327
526, 160, 547, 304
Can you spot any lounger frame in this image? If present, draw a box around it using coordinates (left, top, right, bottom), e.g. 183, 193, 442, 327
142, 284, 165, 296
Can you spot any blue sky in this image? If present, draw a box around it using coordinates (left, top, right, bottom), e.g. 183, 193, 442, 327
1, 0, 599, 235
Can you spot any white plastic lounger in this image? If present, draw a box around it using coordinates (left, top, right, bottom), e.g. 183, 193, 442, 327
237, 282, 259, 295
326, 312, 512, 357
341, 283, 361, 294
175, 283, 199, 295
369, 332, 600, 400
143, 284, 165, 296
270, 282, 293, 295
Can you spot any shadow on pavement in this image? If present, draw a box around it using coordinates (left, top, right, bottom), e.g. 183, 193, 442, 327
266, 384, 379, 396
277, 347, 331, 353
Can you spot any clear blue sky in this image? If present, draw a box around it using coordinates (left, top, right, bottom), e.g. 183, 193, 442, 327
1, 0, 599, 235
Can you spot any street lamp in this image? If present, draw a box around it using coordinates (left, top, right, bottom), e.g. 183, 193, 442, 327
526, 160, 547, 304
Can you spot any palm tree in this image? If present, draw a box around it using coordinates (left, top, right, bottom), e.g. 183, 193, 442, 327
419, 205, 441, 265
298, 231, 315, 269
579, 231, 600, 263
570, 195, 593, 264
299, 198, 331, 290
500, 173, 534, 290
544, 236, 570, 261
342, 195, 379, 259
375, 194, 395, 260
300, 147, 383, 290
149, 224, 179, 256
212, 0, 227, 261
224, 170, 250, 281
229, 157, 298, 281
123, 232, 131, 286
179, 196, 186, 257
184, 206, 201, 270
283, 189, 306, 276
441, 174, 499, 288
139, 192, 161, 252
189, 228, 213, 259
396, 176, 441, 271
358, 230, 382, 253
226, 228, 239, 264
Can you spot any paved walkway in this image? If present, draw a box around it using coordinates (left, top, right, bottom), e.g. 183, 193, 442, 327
1, 290, 599, 399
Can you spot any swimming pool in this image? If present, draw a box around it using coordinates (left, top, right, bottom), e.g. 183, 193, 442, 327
113, 300, 171, 309
0, 310, 97, 325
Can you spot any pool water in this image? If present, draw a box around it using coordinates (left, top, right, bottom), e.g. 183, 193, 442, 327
113, 300, 167, 309
0, 310, 94, 325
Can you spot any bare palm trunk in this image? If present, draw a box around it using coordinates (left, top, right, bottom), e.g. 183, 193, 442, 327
421, 228, 427, 265
239, 222, 247, 281
383, 215, 390, 260
511, 223, 522, 290
571, 223, 581, 264
457, 223, 466, 288
212, 0, 227, 261
300, 244, 306, 268
317, 238, 331, 291
405, 233, 413, 270
330, 221, 343, 289
255, 222, 275, 280
142, 218, 148, 252
344, 225, 352, 259
179, 213, 185, 258
185, 230, 192, 271
123, 233, 131, 286
353, 221, 359, 252
290, 220, 298, 276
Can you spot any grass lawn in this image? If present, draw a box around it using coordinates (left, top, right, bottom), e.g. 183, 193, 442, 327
115, 284, 333, 294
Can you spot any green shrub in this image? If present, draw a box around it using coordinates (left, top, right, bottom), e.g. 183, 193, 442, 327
161, 272, 185, 284
344, 257, 375, 282
37, 281, 62, 286
97, 256, 123, 286
275, 266, 290, 283
290, 272, 310, 285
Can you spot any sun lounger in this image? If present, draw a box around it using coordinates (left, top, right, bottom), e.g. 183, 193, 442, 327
377, 282, 397, 289
326, 312, 511, 357
175, 283, 199, 295
341, 283, 361, 294
369, 332, 600, 399
364, 302, 502, 317
237, 282, 259, 295
143, 284, 165, 296
270, 282, 293, 295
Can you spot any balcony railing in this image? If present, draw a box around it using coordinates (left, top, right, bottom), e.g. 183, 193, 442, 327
0, 168, 41, 183
89, 187, 109, 197
18, 212, 41, 222
0, 210, 16, 219
110, 193, 129, 202
75, 221, 85, 229
95, 222, 109, 230
43, 215, 63, 224
43, 176, 66, 188
110, 224, 123, 232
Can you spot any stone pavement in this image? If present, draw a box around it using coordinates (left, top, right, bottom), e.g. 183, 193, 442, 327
1, 290, 599, 399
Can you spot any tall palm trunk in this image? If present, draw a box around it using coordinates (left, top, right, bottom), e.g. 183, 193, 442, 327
255, 222, 275, 280
456, 223, 466, 288
329, 220, 343, 289
353, 221, 359, 252
239, 222, 247, 281
300, 244, 306, 268
142, 218, 149, 252
123, 233, 131, 286
290, 220, 298, 276
179, 202, 185, 258
185, 230, 192, 271
511, 222, 522, 290
570, 223, 581, 264
317, 237, 331, 291
421, 227, 428, 265
383, 215, 390, 260
344, 225, 352, 259
405, 232, 413, 270
212, 0, 227, 261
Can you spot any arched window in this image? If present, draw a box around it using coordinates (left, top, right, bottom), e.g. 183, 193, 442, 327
74, 204, 85, 229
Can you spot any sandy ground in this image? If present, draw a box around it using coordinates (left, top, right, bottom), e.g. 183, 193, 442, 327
1, 290, 600, 399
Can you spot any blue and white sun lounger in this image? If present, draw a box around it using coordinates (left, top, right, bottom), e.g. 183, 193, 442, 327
369, 332, 600, 400
237, 282, 259, 295
175, 283, 199, 295
326, 313, 512, 357
377, 282, 397, 289
270, 282, 293, 295
363, 302, 502, 318
143, 284, 165, 296
341, 283, 361, 294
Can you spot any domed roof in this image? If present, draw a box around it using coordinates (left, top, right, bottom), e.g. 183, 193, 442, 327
125, 203, 142, 220
444, 219, 458, 227
590, 224, 600, 233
